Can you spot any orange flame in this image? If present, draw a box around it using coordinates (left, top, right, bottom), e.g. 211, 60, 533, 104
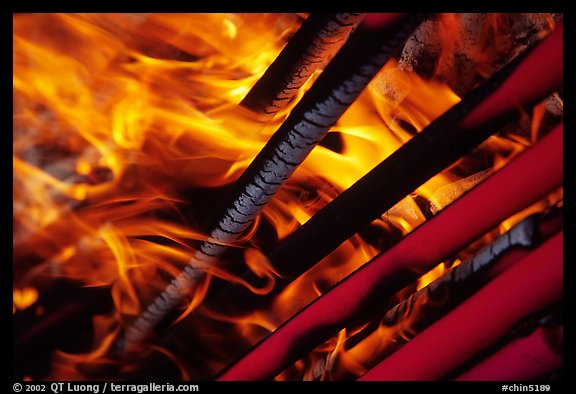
13, 287, 39, 313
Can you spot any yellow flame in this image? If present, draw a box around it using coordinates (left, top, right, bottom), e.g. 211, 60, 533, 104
416, 262, 449, 291
13, 287, 39, 312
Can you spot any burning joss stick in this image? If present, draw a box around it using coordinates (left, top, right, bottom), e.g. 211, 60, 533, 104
120, 13, 425, 353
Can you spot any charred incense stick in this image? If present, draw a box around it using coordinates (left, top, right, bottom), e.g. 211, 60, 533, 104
241, 13, 365, 117
204, 24, 564, 317
454, 323, 562, 381
216, 123, 563, 381
265, 24, 563, 281
119, 14, 425, 353
358, 232, 563, 380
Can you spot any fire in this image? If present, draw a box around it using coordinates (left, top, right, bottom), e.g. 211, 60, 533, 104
13, 287, 39, 313
416, 262, 449, 291
13, 13, 561, 381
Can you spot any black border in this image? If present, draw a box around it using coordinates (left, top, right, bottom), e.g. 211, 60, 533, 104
8, 4, 573, 390
561, 5, 574, 390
